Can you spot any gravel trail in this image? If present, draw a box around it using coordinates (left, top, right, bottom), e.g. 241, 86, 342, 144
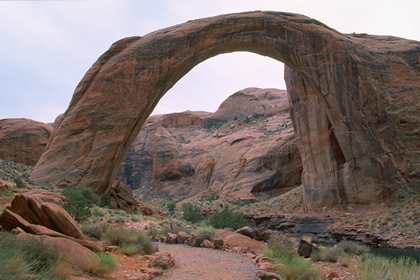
156, 243, 260, 280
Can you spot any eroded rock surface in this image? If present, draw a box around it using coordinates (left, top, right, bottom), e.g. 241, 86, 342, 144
0, 118, 52, 166
116, 88, 302, 201
31, 11, 420, 210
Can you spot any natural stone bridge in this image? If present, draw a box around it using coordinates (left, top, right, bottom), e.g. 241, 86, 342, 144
31, 11, 420, 210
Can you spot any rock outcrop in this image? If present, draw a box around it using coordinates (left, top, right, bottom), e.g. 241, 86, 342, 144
0, 118, 52, 166
0, 190, 101, 252
116, 88, 302, 200
31, 11, 420, 210
109, 181, 166, 216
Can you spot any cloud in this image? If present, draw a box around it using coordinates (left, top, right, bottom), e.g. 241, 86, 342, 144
0, 0, 418, 123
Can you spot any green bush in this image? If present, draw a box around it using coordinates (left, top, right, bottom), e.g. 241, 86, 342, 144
62, 185, 101, 223
87, 253, 117, 276
167, 201, 176, 215
352, 256, 419, 280
182, 202, 204, 223
99, 192, 111, 207
105, 227, 154, 255
0, 232, 67, 280
13, 176, 25, 188
207, 206, 248, 230
0, 189, 15, 197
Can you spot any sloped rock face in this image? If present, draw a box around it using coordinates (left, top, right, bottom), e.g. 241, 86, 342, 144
285, 35, 420, 210
116, 88, 302, 200
0, 118, 53, 166
31, 11, 420, 210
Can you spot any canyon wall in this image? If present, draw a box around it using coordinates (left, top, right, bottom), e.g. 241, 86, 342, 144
116, 88, 302, 201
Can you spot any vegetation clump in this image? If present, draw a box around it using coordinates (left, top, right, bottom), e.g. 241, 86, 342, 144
82, 222, 154, 255
263, 236, 322, 280
207, 206, 248, 230
0, 232, 67, 279
13, 176, 25, 188
182, 202, 204, 223
62, 185, 101, 222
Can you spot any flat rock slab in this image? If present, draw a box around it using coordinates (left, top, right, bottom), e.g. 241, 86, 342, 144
156, 243, 259, 280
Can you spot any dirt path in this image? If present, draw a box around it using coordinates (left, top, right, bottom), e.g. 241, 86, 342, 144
156, 243, 260, 280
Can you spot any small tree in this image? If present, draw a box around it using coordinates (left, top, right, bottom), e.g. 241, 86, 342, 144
208, 206, 248, 230
62, 186, 100, 223
13, 176, 25, 188
167, 201, 176, 215
182, 203, 204, 223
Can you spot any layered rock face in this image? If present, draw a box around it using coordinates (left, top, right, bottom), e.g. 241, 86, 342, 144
31, 11, 420, 210
116, 88, 302, 200
285, 35, 420, 210
0, 118, 52, 166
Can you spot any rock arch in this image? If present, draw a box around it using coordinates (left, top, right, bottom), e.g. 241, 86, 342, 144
31, 11, 420, 210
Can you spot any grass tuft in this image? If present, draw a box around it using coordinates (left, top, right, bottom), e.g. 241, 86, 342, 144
86, 253, 117, 276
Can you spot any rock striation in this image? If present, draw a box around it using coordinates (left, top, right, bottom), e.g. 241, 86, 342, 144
0, 118, 52, 166
31, 11, 420, 210
116, 88, 302, 201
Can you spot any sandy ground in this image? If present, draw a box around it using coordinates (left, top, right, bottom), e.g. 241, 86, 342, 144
155, 243, 260, 280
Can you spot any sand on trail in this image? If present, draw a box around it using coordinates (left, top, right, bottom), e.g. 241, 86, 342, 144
156, 243, 260, 280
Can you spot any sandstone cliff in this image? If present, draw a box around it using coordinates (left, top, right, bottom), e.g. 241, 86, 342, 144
0, 118, 52, 166
116, 88, 302, 201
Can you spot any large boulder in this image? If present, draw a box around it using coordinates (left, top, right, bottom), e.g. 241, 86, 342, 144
214, 229, 266, 254
0, 118, 53, 166
30, 11, 420, 210
0, 191, 100, 252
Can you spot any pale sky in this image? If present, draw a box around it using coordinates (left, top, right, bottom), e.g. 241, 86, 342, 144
1, 0, 419, 123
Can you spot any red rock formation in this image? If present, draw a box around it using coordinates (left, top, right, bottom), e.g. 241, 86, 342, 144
0, 118, 52, 166
116, 88, 302, 200
31, 11, 420, 210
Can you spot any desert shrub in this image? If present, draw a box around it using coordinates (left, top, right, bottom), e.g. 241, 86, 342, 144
311, 245, 345, 262
352, 256, 419, 280
86, 253, 117, 276
207, 206, 248, 230
167, 201, 176, 214
279, 255, 322, 280
182, 202, 204, 223
263, 247, 321, 280
81, 222, 113, 240
336, 240, 370, 255
104, 227, 154, 255
62, 185, 101, 222
92, 209, 105, 217
0, 232, 67, 280
262, 236, 321, 280
13, 176, 25, 188
267, 236, 297, 258
158, 218, 189, 235
0, 189, 14, 197
99, 192, 111, 207
130, 214, 143, 222
196, 226, 216, 239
